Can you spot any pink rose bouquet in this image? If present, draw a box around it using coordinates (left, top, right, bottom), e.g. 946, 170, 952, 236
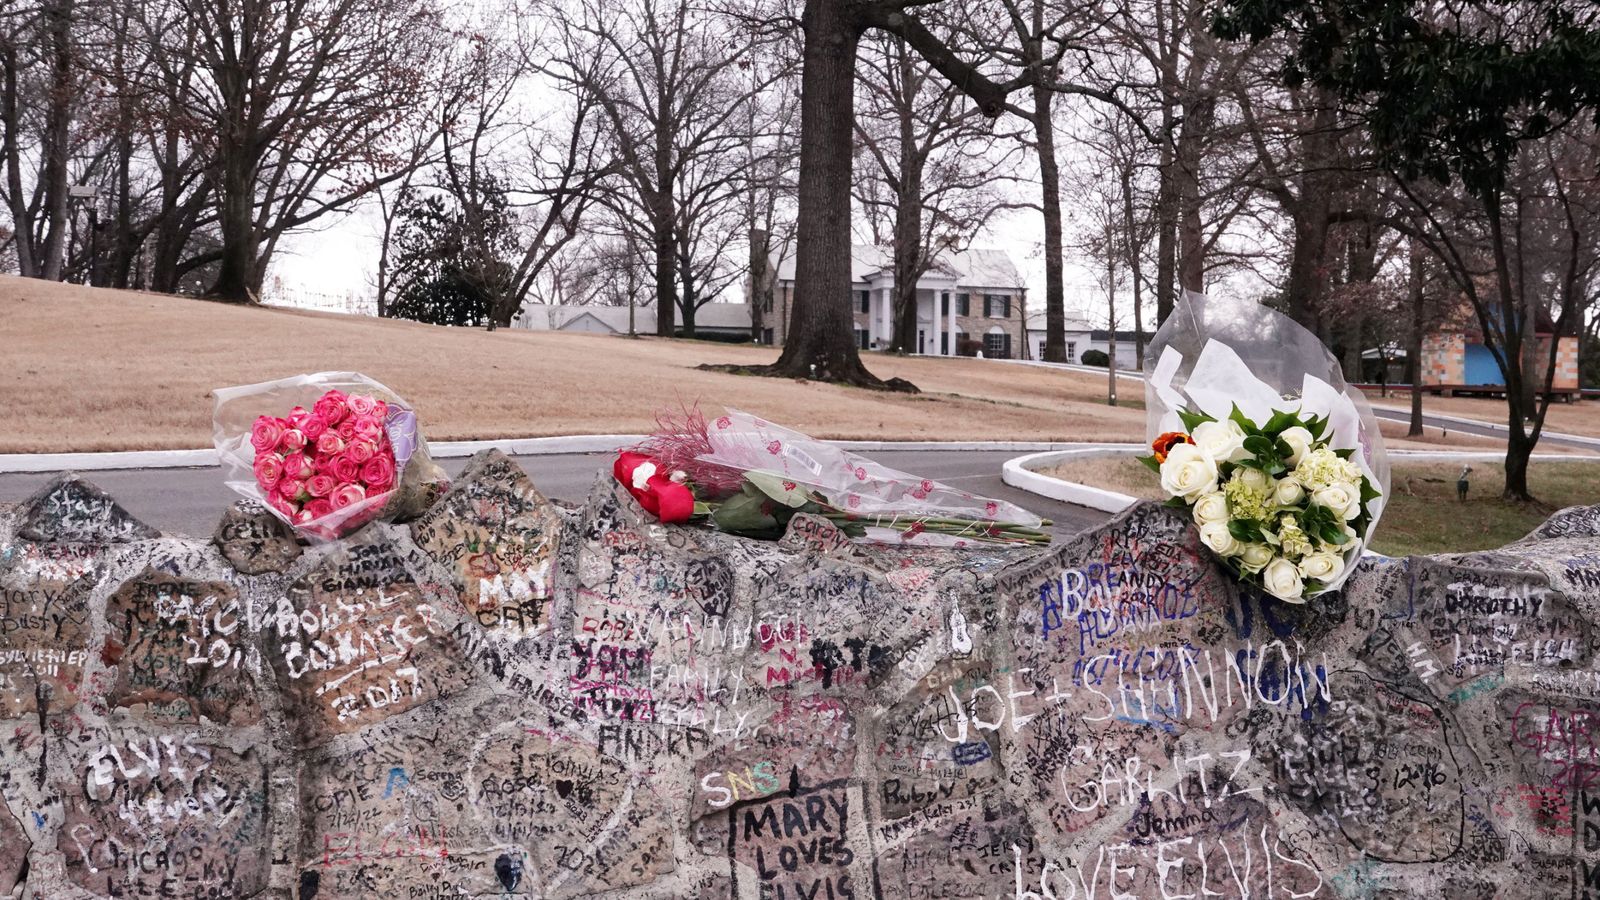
214, 372, 450, 541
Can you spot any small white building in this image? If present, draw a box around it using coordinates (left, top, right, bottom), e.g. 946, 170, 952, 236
1024, 311, 1150, 369
764, 246, 1027, 358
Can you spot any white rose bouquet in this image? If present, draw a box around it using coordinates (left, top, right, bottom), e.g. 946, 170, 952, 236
1143, 291, 1390, 604
1139, 406, 1380, 603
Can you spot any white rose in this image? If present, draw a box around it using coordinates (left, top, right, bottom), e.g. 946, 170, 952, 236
631, 461, 658, 491
1235, 467, 1270, 492
1273, 477, 1305, 507
1312, 483, 1361, 521
1159, 443, 1219, 501
1200, 521, 1243, 557
1298, 551, 1345, 583
1192, 491, 1230, 525
1262, 558, 1306, 603
1193, 419, 1250, 464
1279, 426, 1313, 465
1239, 543, 1274, 573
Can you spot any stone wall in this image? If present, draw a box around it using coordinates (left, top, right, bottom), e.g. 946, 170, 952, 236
1, 449, 1598, 898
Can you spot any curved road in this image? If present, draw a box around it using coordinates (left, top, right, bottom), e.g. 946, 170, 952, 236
0, 450, 1110, 541
1368, 405, 1600, 451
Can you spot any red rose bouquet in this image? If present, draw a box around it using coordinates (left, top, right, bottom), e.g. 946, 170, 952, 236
613, 405, 1051, 547
214, 372, 449, 541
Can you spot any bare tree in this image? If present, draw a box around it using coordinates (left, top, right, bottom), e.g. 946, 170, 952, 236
852, 29, 1024, 354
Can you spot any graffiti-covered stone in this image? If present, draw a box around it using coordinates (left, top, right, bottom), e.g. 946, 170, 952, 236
101, 570, 261, 725
411, 448, 563, 637
261, 533, 475, 744
0, 459, 1597, 898
59, 730, 270, 897
15, 473, 159, 543
0, 539, 100, 717
0, 803, 26, 893
212, 499, 302, 575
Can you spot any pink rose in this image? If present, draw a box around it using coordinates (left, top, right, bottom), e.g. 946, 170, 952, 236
331, 454, 361, 483
361, 455, 396, 491
293, 508, 315, 526
330, 483, 367, 510
300, 415, 328, 441
306, 474, 336, 498
316, 432, 345, 457
351, 415, 382, 442
253, 453, 284, 490
337, 418, 358, 440
286, 406, 313, 431
372, 400, 389, 420
313, 390, 348, 426
277, 478, 307, 503
282, 452, 314, 480
346, 440, 377, 464
267, 494, 297, 518
277, 428, 307, 453
305, 498, 334, 519
250, 416, 286, 453
347, 394, 377, 417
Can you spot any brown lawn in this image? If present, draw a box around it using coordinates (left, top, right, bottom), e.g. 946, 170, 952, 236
0, 276, 1155, 452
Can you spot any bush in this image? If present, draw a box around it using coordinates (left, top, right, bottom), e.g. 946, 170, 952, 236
1081, 348, 1110, 367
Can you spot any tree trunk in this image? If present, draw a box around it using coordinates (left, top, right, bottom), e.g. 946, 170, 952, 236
1034, 81, 1067, 363
211, 155, 259, 302
769, 0, 884, 386
890, 151, 923, 354
1285, 100, 1337, 328
38, 0, 75, 282
1407, 239, 1424, 437
2, 43, 36, 277
653, 207, 675, 338
1481, 191, 1534, 501
1174, 97, 1212, 294
749, 227, 769, 341
1122, 164, 1144, 370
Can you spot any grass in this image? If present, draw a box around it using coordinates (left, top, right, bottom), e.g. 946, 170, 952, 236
1, 276, 1153, 452
1040, 455, 1600, 556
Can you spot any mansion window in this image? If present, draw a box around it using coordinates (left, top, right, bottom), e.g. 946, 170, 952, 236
984, 294, 1011, 318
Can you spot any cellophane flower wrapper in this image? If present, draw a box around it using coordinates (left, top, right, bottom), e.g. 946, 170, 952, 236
696, 409, 1043, 546
1145, 292, 1390, 589
213, 372, 450, 542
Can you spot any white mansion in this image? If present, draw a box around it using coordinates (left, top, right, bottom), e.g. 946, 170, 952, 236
763, 245, 1027, 358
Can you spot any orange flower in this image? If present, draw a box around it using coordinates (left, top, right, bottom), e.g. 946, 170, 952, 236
1151, 431, 1193, 463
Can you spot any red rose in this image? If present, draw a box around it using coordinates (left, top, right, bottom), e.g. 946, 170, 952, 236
337, 418, 358, 440
253, 454, 283, 490
300, 415, 328, 441
612, 452, 694, 523
360, 455, 396, 491
281, 452, 314, 480
277, 478, 308, 503
306, 474, 336, 498
331, 453, 361, 484
313, 390, 348, 426
250, 416, 286, 453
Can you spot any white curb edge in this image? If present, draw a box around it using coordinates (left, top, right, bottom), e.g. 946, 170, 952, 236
1004, 445, 1600, 514
0, 436, 1091, 475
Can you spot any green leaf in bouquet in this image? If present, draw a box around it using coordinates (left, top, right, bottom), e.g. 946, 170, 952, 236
692, 500, 714, 518
711, 488, 784, 536
1227, 518, 1265, 543
1136, 454, 1162, 474
1333, 447, 1355, 460
1243, 434, 1276, 457
1263, 409, 1300, 436
1163, 496, 1190, 510
1228, 403, 1258, 433
1359, 477, 1382, 504
743, 470, 810, 508
1177, 408, 1215, 432
1323, 527, 1350, 545
1305, 415, 1328, 441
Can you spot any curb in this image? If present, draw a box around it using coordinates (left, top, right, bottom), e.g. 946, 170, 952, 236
1003, 445, 1600, 514
0, 437, 1090, 475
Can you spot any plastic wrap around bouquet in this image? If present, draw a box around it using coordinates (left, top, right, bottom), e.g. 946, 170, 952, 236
616, 407, 1050, 547
213, 372, 450, 541
1141, 292, 1389, 603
